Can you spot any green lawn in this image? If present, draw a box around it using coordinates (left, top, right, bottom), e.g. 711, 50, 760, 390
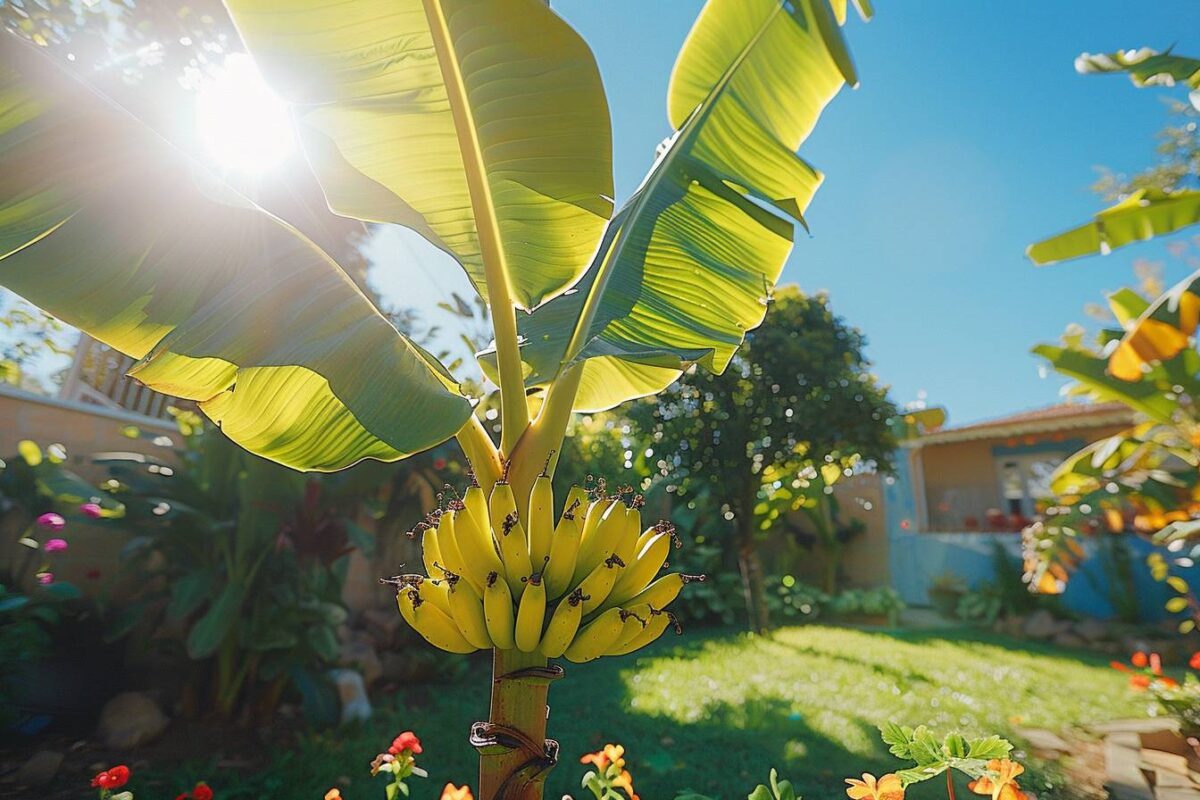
166, 625, 1145, 800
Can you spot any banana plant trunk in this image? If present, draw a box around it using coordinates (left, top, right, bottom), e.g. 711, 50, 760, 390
477, 648, 554, 800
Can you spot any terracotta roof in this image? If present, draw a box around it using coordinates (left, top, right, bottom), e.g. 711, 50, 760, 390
913, 402, 1134, 446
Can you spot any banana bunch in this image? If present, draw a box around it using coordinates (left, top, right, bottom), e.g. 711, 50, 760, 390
390, 471, 703, 663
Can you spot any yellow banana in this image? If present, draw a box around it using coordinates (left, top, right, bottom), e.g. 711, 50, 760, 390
421, 525, 443, 579
577, 553, 626, 615
452, 504, 504, 589
563, 607, 627, 663
446, 572, 493, 650
610, 603, 651, 651
544, 497, 584, 599
527, 467, 555, 568
514, 572, 547, 653
607, 530, 672, 606
397, 586, 477, 654
422, 576, 453, 616
491, 481, 532, 594
613, 504, 642, 566
435, 511, 479, 593
573, 500, 625, 585
539, 587, 586, 658
608, 608, 678, 656
463, 482, 490, 533
483, 570, 517, 650
626, 572, 705, 610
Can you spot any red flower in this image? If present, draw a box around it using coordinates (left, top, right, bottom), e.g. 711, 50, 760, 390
1189, 652, 1200, 671
1131, 651, 1149, 668
388, 731, 422, 755
91, 765, 131, 790
433, 457, 448, 470
175, 781, 213, 800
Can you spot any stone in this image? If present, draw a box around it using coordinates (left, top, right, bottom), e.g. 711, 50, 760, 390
1076, 617, 1109, 642
329, 668, 372, 724
1022, 609, 1059, 640
1052, 630, 1087, 649
14, 750, 64, 787
1106, 734, 1156, 800
97, 691, 169, 749
338, 639, 383, 687
1017, 728, 1070, 756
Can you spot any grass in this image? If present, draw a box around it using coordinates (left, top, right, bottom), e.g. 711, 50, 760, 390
156, 625, 1145, 800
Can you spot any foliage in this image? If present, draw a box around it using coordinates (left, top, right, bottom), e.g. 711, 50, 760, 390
629, 286, 897, 629
0, 294, 72, 392
1112, 650, 1200, 736
878, 723, 1014, 787
96, 420, 379, 721
829, 587, 905, 622
765, 576, 829, 624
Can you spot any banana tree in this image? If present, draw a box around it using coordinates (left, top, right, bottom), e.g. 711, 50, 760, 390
0, 0, 868, 796
1028, 47, 1200, 265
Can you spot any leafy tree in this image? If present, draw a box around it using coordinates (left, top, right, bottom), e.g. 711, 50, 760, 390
0, 2, 870, 795
629, 286, 896, 630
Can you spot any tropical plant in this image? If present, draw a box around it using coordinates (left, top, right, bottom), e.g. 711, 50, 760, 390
0, 0, 869, 794
628, 286, 896, 630
1028, 47, 1200, 265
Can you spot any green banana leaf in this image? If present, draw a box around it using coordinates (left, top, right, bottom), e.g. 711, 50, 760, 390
225, 0, 613, 311
1031, 343, 1181, 423
0, 39, 471, 471
1076, 48, 1200, 89
1027, 188, 1200, 265
1105, 268, 1200, 380
483, 0, 863, 411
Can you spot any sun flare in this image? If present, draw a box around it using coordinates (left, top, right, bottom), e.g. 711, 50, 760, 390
195, 53, 295, 174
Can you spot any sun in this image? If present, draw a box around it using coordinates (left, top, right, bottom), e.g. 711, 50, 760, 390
195, 53, 295, 174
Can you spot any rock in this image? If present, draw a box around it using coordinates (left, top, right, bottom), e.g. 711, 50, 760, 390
14, 751, 64, 787
338, 639, 383, 687
993, 615, 1024, 638
1053, 630, 1087, 649
1076, 617, 1108, 643
97, 691, 169, 749
329, 668, 371, 724
362, 608, 403, 649
1023, 609, 1059, 640
1016, 728, 1070, 756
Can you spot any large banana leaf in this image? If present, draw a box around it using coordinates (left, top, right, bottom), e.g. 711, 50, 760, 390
225, 0, 613, 311
1106, 268, 1200, 380
0, 38, 471, 471
1031, 343, 1186, 424
482, 0, 862, 411
1027, 188, 1200, 265
1076, 48, 1200, 89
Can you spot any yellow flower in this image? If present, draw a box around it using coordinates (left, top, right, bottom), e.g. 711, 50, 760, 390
845, 773, 905, 800
968, 759, 1027, 800
611, 769, 638, 800
581, 743, 626, 771
440, 783, 473, 800
324, 790, 342, 800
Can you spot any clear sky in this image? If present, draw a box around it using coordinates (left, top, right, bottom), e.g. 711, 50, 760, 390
370, 1, 1200, 427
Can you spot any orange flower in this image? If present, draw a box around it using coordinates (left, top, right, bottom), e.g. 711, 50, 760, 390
1189, 651, 1200, 670
845, 773, 904, 800
440, 784, 473, 800
968, 759, 1027, 800
1131, 652, 1149, 669
325, 790, 342, 800
611, 769, 638, 800
581, 743, 626, 771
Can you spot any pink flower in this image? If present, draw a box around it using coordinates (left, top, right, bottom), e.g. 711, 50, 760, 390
36, 572, 53, 585
36, 512, 65, 531
43, 538, 68, 553
80, 503, 103, 518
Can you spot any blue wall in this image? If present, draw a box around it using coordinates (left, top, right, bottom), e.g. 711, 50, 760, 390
884, 448, 1192, 621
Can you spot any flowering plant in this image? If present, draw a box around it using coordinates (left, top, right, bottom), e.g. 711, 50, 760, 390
91, 765, 133, 800
369, 731, 428, 799
581, 743, 638, 800
1113, 651, 1200, 736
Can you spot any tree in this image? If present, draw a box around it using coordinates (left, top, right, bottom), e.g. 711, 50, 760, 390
629, 286, 896, 631
0, 1, 870, 796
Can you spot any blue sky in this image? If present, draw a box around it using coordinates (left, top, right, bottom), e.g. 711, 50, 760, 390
371, 1, 1200, 427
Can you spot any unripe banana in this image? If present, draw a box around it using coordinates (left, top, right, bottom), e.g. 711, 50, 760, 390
611, 603, 651, 651
445, 572, 493, 650
573, 500, 625, 585
397, 586, 477, 654
544, 497, 584, 600
577, 553, 626, 615
563, 607, 628, 663
625, 572, 705, 610
608, 608, 678, 656
608, 531, 672, 606
491, 482, 532, 595
540, 587, 586, 658
452, 505, 504, 589
574, 496, 614, 575
528, 469, 555, 568
483, 570, 517, 650
514, 572, 547, 653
